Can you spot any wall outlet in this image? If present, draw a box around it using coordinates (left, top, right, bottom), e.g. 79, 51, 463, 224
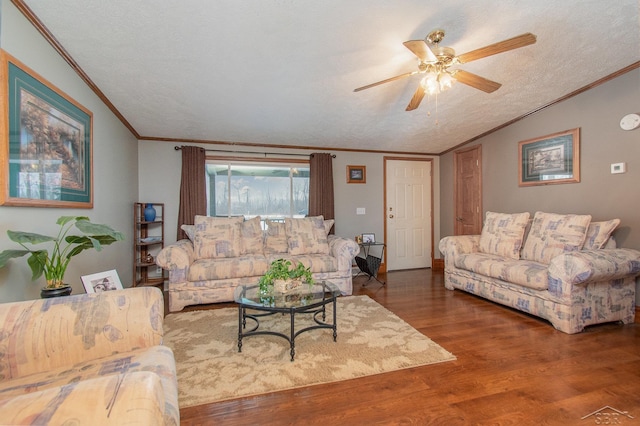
156, 266, 162, 274
611, 162, 626, 174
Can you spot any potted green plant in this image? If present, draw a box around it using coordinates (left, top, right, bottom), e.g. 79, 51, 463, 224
0, 215, 125, 297
258, 258, 314, 293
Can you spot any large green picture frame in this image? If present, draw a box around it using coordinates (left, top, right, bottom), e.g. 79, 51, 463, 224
518, 128, 580, 187
1, 50, 93, 207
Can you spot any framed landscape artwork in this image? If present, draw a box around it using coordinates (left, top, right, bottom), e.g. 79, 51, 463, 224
0, 50, 93, 207
518, 128, 580, 187
347, 165, 366, 184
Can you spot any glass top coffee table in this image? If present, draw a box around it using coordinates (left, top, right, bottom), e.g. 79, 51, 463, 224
233, 281, 340, 361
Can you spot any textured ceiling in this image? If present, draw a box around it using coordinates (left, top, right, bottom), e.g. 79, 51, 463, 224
19, 0, 640, 154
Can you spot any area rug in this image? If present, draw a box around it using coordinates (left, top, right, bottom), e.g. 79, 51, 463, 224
163, 295, 456, 408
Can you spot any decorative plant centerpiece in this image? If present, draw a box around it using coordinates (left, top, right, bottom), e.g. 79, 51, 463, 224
258, 259, 314, 293
0, 216, 125, 294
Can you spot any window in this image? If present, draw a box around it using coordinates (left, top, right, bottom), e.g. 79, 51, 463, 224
206, 162, 309, 221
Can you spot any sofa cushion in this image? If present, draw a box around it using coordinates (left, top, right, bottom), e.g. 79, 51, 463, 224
521, 212, 591, 264
268, 254, 338, 273
285, 216, 330, 255
193, 215, 243, 259
582, 219, 620, 249
456, 253, 549, 290
189, 255, 270, 281
305, 215, 335, 235
324, 219, 335, 235
181, 224, 195, 241
264, 220, 289, 254
240, 216, 264, 255
479, 211, 530, 260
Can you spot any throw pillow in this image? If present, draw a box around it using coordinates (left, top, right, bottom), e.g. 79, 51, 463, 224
240, 216, 263, 255
193, 215, 243, 259
305, 215, 334, 235
582, 219, 620, 249
324, 219, 335, 235
285, 216, 330, 255
180, 224, 195, 241
521, 212, 591, 264
478, 211, 530, 260
264, 220, 288, 254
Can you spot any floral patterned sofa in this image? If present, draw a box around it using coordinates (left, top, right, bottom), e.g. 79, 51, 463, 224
157, 215, 360, 312
439, 211, 640, 334
0, 287, 179, 425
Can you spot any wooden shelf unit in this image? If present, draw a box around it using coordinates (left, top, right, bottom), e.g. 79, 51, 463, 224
133, 202, 167, 287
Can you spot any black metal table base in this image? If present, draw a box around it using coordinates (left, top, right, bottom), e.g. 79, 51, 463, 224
237, 297, 337, 361
354, 255, 386, 286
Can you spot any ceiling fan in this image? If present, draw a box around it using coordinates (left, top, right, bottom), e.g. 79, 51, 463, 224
354, 29, 537, 111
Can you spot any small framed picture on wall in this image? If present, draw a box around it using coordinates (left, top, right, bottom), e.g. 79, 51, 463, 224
347, 165, 366, 184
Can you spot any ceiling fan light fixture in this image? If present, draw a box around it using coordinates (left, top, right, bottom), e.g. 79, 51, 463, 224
420, 68, 455, 95
420, 72, 440, 95
438, 71, 455, 91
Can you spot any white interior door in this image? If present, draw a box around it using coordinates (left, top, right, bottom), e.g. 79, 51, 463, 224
385, 158, 432, 271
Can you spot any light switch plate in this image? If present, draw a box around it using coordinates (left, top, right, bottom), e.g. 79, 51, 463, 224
356, 207, 366, 215
611, 163, 626, 174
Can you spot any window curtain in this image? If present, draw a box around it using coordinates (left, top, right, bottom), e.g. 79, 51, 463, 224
308, 153, 335, 233
177, 146, 207, 240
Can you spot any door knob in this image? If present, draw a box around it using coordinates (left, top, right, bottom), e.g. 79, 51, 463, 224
456, 217, 463, 222
389, 214, 394, 218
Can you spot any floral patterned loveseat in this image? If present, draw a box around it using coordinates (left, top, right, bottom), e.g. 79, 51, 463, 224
0, 287, 179, 425
439, 211, 640, 334
157, 215, 360, 312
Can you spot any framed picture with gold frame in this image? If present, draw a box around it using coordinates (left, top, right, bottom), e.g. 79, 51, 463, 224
347, 165, 366, 184
0, 50, 93, 207
518, 128, 580, 187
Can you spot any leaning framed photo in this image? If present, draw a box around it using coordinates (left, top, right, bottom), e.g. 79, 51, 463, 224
362, 233, 375, 243
81, 269, 124, 293
518, 128, 580, 187
347, 165, 366, 183
0, 50, 93, 207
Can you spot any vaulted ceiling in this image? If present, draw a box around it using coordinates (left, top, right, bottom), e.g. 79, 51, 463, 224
17, 0, 640, 154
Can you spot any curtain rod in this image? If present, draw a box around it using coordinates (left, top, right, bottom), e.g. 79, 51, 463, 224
174, 146, 335, 158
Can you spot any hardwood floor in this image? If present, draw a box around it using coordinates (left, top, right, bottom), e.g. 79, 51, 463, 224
174, 269, 640, 425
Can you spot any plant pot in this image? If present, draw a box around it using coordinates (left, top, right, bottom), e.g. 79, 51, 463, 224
273, 279, 302, 293
41, 285, 72, 299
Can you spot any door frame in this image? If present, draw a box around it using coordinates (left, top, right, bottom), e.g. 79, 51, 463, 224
383, 156, 435, 271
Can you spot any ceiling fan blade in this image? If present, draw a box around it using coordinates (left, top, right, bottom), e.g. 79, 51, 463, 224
456, 33, 536, 64
403, 40, 438, 63
405, 85, 426, 111
354, 71, 417, 92
452, 70, 501, 93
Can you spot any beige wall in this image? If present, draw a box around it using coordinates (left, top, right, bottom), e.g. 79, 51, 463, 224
0, 3, 139, 302
439, 67, 640, 301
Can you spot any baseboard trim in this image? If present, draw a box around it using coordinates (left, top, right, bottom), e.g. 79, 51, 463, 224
432, 258, 444, 271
